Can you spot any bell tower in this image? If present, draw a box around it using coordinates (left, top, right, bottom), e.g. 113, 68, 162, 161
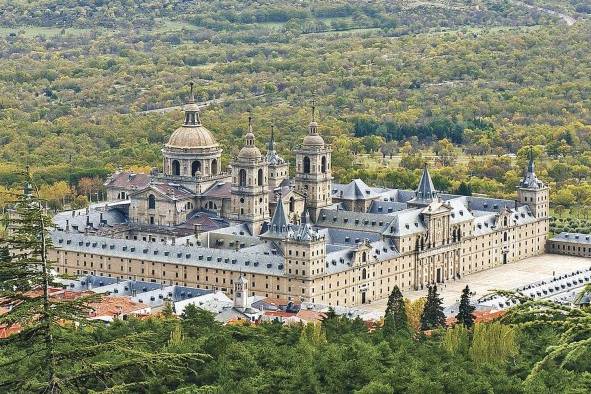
284, 210, 326, 302
234, 275, 249, 310
230, 117, 270, 235
294, 101, 332, 222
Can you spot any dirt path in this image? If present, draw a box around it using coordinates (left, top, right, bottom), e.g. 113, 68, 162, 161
513, 0, 576, 26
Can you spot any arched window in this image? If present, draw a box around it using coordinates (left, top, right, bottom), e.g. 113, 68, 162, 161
503, 216, 508, 227
362, 251, 367, 263
321, 156, 327, 173
258, 168, 264, 186
171, 160, 180, 176
504, 232, 508, 242
211, 159, 218, 175
362, 268, 367, 280
148, 194, 156, 210
191, 161, 201, 176
239, 169, 247, 187
289, 196, 295, 213
303, 156, 311, 174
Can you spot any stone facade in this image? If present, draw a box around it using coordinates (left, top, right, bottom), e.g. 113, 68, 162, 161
547, 232, 591, 257
54, 92, 549, 307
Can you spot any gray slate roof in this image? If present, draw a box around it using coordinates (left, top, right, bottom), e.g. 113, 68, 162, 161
51, 231, 285, 275
333, 179, 383, 200
551, 232, 591, 244
53, 207, 126, 232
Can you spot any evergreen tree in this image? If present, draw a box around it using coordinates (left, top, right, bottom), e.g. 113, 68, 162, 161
456, 285, 476, 328
420, 285, 447, 330
0, 172, 209, 393
0, 174, 93, 392
383, 285, 408, 333
455, 181, 472, 196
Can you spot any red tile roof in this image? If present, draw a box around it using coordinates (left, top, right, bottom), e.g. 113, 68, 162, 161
296, 310, 326, 322
88, 296, 148, 319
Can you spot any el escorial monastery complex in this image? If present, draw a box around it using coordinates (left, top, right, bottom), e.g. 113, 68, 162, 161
48, 89, 550, 307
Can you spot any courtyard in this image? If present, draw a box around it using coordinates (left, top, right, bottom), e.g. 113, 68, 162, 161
359, 253, 591, 311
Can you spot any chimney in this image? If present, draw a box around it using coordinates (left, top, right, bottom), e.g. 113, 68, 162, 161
65, 219, 70, 231
100, 212, 104, 224
72, 210, 75, 217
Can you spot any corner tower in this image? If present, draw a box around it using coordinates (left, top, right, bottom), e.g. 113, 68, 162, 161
284, 210, 326, 302
517, 148, 549, 219
230, 117, 270, 235
294, 102, 332, 221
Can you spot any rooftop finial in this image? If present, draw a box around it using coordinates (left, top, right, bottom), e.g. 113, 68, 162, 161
183, 82, 201, 126
23, 165, 33, 197
311, 98, 316, 122
189, 81, 195, 103
528, 146, 535, 173
245, 116, 255, 146
268, 124, 275, 152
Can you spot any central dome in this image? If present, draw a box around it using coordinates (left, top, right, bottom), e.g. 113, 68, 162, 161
166, 124, 219, 150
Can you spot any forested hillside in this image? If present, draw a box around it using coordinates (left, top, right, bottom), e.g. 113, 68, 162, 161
0, 0, 590, 216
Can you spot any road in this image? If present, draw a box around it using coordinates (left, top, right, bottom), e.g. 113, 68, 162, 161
137, 97, 225, 115
513, 0, 576, 26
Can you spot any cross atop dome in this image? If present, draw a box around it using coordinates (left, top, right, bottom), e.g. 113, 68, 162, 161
183, 82, 201, 126
309, 98, 318, 135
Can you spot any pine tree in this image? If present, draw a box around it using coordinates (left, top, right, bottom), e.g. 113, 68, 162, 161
496, 287, 591, 380
0, 174, 93, 392
455, 285, 476, 328
0, 171, 209, 393
383, 285, 408, 333
420, 285, 447, 330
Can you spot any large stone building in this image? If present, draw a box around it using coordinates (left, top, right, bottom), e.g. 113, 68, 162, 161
48, 90, 550, 307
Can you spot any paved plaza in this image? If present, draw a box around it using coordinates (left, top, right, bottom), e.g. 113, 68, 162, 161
359, 254, 591, 311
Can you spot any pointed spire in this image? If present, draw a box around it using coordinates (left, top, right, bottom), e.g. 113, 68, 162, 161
188, 81, 195, 103
245, 116, 255, 146
290, 208, 319, 242
520, 147, 545, 189
23, 165, 32, 198
415, 163, 437, 201
308, 97, 318, 135
527, 146, 535, 174
268, 195, 289, 234
183, 81, 201, 126
301, 207, 310, 225
268, 125, 275, 152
